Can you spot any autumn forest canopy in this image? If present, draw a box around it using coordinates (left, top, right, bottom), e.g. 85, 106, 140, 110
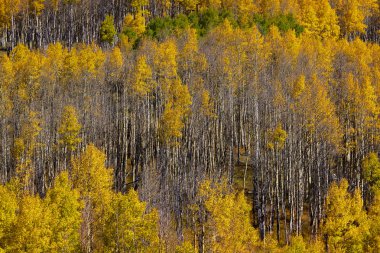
1, 0, 380, 252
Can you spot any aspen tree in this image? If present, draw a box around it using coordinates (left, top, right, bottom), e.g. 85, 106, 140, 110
324, 179, 370, 252
122, 12, 146, 42
42, 42, 65, 84
72, 144, 113, 252
45, 171, 82, 252
100, 14, 117, 45
363, 153, 380, 191
0, 184, 17, 249
0, 54, 14, 119
5, 194, 51, 252
298, 0, 340, 40
58, 105, 81, 152
199, 180, 259, 253
367, 190, 380, 252
132, 55, 154, 97
175, 0, 199, 11
107, 46, 123, 82
13, 111, 42, 193
29, 0, 45, 15
105, 190, 160, 252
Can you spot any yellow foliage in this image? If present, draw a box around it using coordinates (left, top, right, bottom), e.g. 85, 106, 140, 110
43, 42, 66, 83
131, 0, 149, 11
29, 0, 45, 15
10, 44, 42, 102
154, 39, 178, 82
0, 54, 14, 117
298, 0, 340, 40
178, 28, 207, 83
72, 144, 113, 252
76, 43, 105, 79
258, 0, 280, 16
363, 153, 380, 191
5, 194, 51, 252
132, 55, 154, 96
159, 78, 192, 144
307, 239, 325, 253
58, 105, 82, 151
176, 241, 195, 253
11, 111, 42, 192
62, 47, 80, 84
323, 179, 370, 253
367, 190, 380, 252
199, 180, 259, 253
45, 171, 82, 252
107, 46, 124, 80
0, 0, 20, 28
200, 89, 216, 117
105, 190, 160, 252
285, 235, 307, 253
295, 75, 342, 148
0, 54, 14, 89
123, 11, 146, 38
72, 144, 113, 203
292, 74, 306, 99
267, 124, 287, 150
160, 102, 185, 141
169, 79, 192, 113
175, 0, 199, 11
331, 0, 378, 37
0, 185, 17, 242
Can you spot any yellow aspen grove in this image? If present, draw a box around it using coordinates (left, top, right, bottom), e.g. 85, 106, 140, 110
284, 236, 307, 253
159, 79, 192, 143
1, 2, 380, 252
267, 124, 287, 150
0, 0, 20, 29
200, 89, 216, 117
221, 0, 256, 25
331, 0, 378, 37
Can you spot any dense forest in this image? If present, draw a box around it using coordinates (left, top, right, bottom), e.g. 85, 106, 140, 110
1, 0, 380, 252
